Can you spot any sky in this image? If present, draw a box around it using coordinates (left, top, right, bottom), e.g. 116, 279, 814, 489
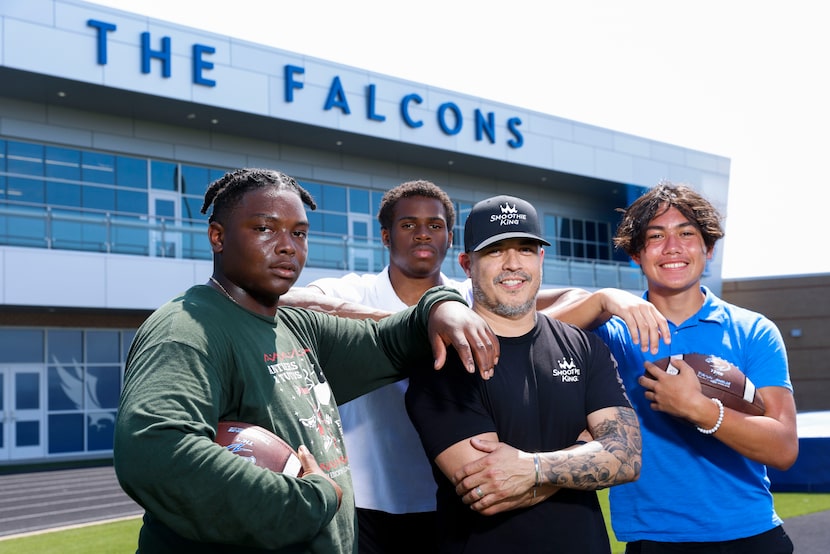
86, 0, 830, 279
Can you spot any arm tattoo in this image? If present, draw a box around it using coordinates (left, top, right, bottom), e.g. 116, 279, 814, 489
540, 406, 642, 490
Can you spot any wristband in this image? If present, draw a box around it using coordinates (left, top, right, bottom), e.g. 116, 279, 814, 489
696, 398, 724, 435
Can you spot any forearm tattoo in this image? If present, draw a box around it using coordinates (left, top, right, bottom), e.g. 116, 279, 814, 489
540, 407, 642, 490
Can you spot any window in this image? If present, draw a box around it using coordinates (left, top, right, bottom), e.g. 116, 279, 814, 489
83, 184, 116, 211
82, 152, 115, 185
46, 181, 81, 207
116, 156, 148, 189
150, 160, 177, 191
349, 188, 370, 213
116, 188, 148, 214
544, 214, 615, 262
0, 328, 133, 457
442, 200, 472, 278
45, 146, 80, 180
317, 183, 346, 211
7, 141, 44, 177
0, 329, 44, 363
7, 176, 44, 205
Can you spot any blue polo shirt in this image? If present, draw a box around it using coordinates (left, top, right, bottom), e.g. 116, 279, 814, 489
596, 286, 792, 543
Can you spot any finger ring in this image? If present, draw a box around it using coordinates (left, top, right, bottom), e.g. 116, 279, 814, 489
475, 487, 484, 498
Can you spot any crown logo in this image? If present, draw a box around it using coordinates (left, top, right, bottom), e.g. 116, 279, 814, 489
500, 202, 517, 214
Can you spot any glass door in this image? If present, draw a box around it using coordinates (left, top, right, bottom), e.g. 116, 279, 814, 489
348, 214, 375, 272
149, 190, 181, 258
0, 365, 46, 460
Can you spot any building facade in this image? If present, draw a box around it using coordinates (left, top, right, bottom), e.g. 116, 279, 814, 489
0, 0, 730, 465
722, 274, 830, 413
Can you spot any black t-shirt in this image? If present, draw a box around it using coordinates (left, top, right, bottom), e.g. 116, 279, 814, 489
406, 315, 629, 553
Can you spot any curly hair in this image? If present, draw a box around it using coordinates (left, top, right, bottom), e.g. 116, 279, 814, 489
200, 168, 316, 223
377, 180, 455, 230
614, 180, 724, 256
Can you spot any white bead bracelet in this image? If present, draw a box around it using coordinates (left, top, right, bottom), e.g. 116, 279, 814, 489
697, 398, 724, 435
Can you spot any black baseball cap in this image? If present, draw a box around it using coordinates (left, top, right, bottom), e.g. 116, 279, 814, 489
464, 195, 551, 252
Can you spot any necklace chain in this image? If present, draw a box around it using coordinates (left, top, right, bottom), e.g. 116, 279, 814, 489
209, 276, 237, 304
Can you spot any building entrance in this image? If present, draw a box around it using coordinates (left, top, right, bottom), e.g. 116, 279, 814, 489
0, 365, 46, 460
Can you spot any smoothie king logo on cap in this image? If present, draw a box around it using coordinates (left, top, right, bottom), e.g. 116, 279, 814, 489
464, 195, 551, 252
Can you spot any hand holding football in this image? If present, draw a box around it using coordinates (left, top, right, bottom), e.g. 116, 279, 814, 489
649, 354, 765, 416
215, 421, 303, 477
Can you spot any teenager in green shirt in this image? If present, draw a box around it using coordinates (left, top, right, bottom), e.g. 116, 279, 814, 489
114, 168, 498, 553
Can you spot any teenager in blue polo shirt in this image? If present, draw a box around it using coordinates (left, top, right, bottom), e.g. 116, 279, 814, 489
555, 182, 798, 553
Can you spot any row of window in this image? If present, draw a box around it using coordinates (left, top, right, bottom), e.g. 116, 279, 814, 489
0, 138, 626, 270
0, 328, 134, 457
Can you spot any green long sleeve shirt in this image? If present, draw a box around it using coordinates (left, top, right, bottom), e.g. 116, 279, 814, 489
114, 284, 463, 553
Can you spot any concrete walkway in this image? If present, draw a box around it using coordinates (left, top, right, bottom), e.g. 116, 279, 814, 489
782, 509, 830, 553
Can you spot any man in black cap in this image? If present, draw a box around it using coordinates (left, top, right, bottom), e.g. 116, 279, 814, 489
405, 194, 643, 554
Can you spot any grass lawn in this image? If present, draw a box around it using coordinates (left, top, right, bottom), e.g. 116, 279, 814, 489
0, 517, 143, 554
2, 491, 829, 553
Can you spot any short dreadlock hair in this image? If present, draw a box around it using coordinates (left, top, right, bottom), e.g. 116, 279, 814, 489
200, 168, 316, 223
614, 180, 724, 256
377, 180, 455, 230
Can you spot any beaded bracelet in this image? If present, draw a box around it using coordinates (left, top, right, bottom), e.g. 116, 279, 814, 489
697, 398, 724, 435
533, 453, 541, 487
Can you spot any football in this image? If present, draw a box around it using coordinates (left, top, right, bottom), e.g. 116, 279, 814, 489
215, 421, 304, 477
649, 353, 766, 416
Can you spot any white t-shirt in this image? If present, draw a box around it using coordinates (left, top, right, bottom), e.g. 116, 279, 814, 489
310, 268, 471, 514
